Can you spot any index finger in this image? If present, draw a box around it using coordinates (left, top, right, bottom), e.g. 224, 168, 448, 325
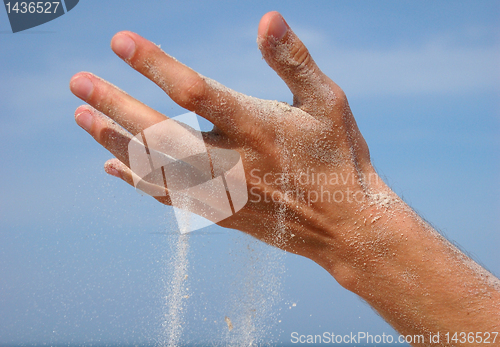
111, 31, 249, 137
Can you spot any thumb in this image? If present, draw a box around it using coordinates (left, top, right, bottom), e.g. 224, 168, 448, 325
258, 12, 338, 111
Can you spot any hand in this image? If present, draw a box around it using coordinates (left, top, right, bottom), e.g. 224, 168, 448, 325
70, 11, 500, 338
70, 11, 383, 264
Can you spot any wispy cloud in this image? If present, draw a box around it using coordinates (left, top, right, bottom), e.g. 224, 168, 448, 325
324, 43, 499, 97
187, 23, 500, 99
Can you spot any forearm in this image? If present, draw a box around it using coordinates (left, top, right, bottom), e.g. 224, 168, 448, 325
317, 179, 500, 344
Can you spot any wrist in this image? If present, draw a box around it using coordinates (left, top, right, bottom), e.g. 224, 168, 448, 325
309, 176, 416, 291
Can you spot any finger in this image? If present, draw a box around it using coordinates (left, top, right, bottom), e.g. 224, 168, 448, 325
104, 158, 134, 185
257, 12, 343, 112
75, 105, 219, 206
75, 105, 133, 166
110, 31, 248, 136
70, 72, 166, 135
104, 158, 172, 205
74, 102, 214, 172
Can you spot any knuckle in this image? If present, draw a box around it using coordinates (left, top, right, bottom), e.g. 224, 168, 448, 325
177, 76, 207, 107
289, 43, 313, 72
335, 87, 348, 105
324, 81, 347, 108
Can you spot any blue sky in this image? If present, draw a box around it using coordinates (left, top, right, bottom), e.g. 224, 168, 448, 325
0, 0, 499, 345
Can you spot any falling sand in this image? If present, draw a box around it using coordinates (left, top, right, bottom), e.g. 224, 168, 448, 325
158, 204, 192, 347
159, 232, 190, 347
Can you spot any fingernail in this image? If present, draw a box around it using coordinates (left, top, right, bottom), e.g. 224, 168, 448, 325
268, 14, 288, 40
75, 110, 93, 132
112, 34, 136, 60
71, 76, 94, 100
104, 163, 121, 178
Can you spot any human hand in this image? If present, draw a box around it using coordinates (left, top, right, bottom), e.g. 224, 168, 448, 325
70, 11, 391, 273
